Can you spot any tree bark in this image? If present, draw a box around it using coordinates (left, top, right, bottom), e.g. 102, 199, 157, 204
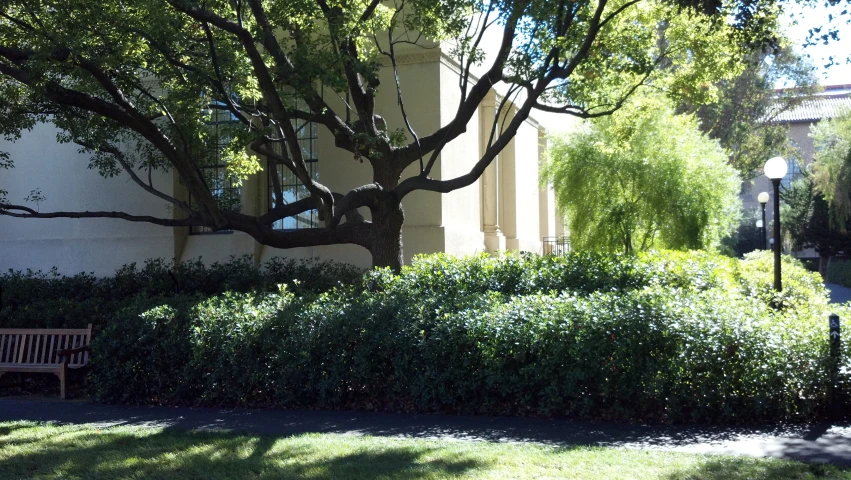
370, 195, 404, 272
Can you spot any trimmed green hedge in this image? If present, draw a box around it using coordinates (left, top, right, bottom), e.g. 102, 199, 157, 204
0, 256, 363, 329
53, 250, 847, 423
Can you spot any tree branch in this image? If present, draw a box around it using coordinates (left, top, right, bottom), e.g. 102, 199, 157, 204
168, 0, 335, 223
393, 13, 519, 171
0, 204, 199, 227
0, 46, 226, 226
227, 212, 373, 249
200, 21, 251, 126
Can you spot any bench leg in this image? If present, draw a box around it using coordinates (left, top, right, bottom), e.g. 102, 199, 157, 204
57, 364, 68, 400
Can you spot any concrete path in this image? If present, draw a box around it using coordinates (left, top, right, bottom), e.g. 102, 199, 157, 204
826, 282, 851, 304
2, 396, 851, 466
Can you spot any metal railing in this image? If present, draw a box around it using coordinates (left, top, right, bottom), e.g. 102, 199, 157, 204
542, 236, 571, 256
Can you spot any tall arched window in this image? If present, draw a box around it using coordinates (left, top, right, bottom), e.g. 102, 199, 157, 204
190, 102, 242, 234
268, 95, 319, 230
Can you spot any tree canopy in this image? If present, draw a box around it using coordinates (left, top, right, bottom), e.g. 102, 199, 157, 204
810, 108, 851, 229
678, 45, 818, 176
0, 0, 792, 268
781, 176, 851, 266
543, 94, 741, 253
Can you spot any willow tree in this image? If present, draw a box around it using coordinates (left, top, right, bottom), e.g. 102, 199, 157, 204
544, 94, 741, 253
0, 0, 784, 269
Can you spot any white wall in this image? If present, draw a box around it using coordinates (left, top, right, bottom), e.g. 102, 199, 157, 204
0, 123, 177, 275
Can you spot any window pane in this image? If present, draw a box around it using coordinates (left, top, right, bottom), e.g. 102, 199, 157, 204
268, 99, 319, 231
190, 101, 242, 234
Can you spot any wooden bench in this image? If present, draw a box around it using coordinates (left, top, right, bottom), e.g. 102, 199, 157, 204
0, 324, 93, 399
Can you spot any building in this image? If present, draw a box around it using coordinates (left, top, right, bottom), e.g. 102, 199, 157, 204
740, 84, 851, 254
0, 47, 566, 276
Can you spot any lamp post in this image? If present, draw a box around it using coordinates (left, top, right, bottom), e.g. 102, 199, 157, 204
764, 157, 788, 292
757, 191, 769, 250
756, 219, 764, 250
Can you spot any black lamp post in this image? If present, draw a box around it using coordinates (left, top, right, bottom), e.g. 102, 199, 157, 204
757, 191, 769, 250
764, 157, 788, 292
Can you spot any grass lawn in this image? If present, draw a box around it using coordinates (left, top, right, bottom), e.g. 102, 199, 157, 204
0, 421, 848, 479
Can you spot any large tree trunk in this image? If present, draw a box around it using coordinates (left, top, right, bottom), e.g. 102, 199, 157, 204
370, 195, 404, 272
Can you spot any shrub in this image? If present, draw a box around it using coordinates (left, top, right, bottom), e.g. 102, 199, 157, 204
739, 250, 830, 313
0, 256, 363, 328
84, 250, 845, 423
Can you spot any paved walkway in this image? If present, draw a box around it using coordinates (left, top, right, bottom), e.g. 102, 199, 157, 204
2, 396, 851, 466
826, 282, 851, 304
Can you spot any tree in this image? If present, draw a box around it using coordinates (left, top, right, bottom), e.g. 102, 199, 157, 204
720, 208, 764, 257
781, 176, 851, 273
810, 108, 851, 228
677, 45, 818, 176
543, 94, 741, 253
0, 0, 786, 269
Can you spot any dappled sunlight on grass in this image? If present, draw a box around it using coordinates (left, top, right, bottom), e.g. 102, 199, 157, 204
1, 421, 850, 479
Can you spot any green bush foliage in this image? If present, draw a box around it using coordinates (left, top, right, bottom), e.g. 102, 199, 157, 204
37, 249, 843, 424
0, 256, 363, 328
828, 259, 851, 288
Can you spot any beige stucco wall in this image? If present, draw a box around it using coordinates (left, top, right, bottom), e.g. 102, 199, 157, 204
437, 58, 485, 259
0, 50, 560, 275
0, 123, 178, 275
507, 118, 543, 252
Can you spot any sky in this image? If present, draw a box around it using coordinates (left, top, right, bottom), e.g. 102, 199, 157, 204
781, 2, 851, 87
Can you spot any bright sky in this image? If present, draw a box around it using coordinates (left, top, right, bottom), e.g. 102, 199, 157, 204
781, 2, 851, 87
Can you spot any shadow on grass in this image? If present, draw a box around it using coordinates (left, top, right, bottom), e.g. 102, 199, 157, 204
0, 423, 484, 479
665, 455, 849, 480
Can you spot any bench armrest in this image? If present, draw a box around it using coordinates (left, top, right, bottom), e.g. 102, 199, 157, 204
58, 345, 91, 360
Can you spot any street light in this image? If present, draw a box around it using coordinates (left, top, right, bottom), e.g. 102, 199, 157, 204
764, 157, 788, 292
757, 191, 769, 250
756, 219, 764, 250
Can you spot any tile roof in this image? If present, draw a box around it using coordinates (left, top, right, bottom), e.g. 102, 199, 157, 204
771, 94, 851, 123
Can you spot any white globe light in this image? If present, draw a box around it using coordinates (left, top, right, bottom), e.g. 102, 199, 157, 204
756, 220, 764, 228
757, 192, 769, 204
764, 156, 788, 180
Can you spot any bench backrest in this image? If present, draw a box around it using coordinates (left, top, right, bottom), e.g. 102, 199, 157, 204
0, 325, 93, 367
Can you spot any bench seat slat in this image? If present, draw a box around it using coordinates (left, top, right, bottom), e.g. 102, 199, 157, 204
7, 335, 18, 363
39, 334, 47, 364
47, 335, 55, 364
17, 334, 25, 363
28, 334, 36, 363
3, 335, 11, 363
33, 335, 41, 364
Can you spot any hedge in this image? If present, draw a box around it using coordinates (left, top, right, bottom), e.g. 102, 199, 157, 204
0, 256, 363, 329
31, 249, 842, 424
